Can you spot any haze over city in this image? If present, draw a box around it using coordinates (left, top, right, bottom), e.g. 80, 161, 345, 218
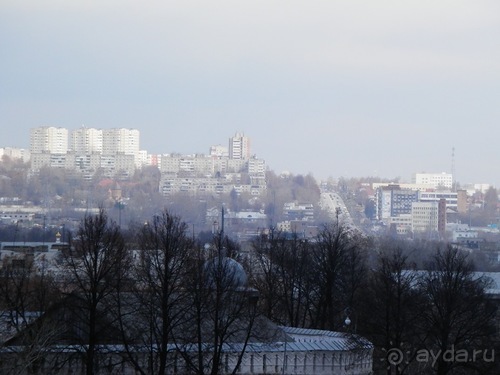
2, 1, 500, 185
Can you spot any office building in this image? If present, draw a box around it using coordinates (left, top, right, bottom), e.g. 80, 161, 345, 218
411, 199, 446, 236
376, 185, 419, 220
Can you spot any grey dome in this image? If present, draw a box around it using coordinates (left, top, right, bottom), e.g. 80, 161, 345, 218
204, 257, 248, 289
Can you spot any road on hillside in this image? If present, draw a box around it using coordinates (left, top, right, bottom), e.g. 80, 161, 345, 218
319, 191, 355, 228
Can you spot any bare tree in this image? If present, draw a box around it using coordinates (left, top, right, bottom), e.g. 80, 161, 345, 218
362, 247, 424, 375
418, 245, 498, 375
0, 255, 60, 374
251, 229, 288, 323
311, 222, 368, 330
179, 232, 260, 375
252, 229, 316, 328
60, 208, 129, 375
117, 210, 194, 375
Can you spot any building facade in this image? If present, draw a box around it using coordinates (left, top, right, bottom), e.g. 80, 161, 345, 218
412, 172, 453, 189
229, 132, 251, 160
418, 191, 458, 209
30, 126, 68, 154
102, 128, 140, 156
0, 147, 30, 163
70, 126, 103, 154
376, 185, 419, 220
411, 199, 446, 237
29, 126, 142, 177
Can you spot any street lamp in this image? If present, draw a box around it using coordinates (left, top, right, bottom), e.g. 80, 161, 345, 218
344, 315, 352, 327
344, 307, 359, 375
344, 307, 356, 333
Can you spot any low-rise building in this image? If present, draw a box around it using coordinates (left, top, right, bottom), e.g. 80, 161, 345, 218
412, 172, 453, 189
283, 202, 315, 222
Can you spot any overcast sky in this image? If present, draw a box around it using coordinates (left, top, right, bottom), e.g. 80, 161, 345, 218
1, 1, 500, 186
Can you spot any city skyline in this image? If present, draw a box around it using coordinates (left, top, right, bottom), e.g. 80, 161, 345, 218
1, 125, 497, 189
2, 1, 500, 186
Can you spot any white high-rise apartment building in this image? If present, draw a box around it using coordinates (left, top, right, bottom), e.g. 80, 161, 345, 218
412, 172, 453, 189
30, 126, 68, 154
70, 127, 103, 154
229, 132, 250, 160
102, 128, 140, 155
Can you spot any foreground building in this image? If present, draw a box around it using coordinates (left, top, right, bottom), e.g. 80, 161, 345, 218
0, 245, 373, 375
1, 326, 373, 375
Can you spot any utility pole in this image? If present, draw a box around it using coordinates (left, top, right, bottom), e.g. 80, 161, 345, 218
221, 204, 225, 238
43, 215, 46, 246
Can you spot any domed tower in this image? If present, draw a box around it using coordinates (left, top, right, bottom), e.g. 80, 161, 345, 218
204, 256, 248, 290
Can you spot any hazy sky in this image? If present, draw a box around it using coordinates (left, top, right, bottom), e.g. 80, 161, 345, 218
2, 1, 500, 186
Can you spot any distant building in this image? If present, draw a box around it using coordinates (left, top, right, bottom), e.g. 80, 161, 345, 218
29, 126, 142, 177
283, 202, 315, 222
209, 144, 229, 158
0, 212, 34, 224
248, 158, 266, 175
30, 126, 68, 154
160, 174, 266, 197
158, 150, 266, 197
388, 214, 412, 236
375, 185, 458, 226
412, 172, 453, 189
451, 228, 480, 249
102, 128, 140, 157
456, 189, 468, 214
372, 182, 431, 191
418, 191, 458, 209
0, 147, 30, 163
70, 126, 103, 154
229, 132, 250, 160
411, 199, 446, 237
376, 185, 419, 220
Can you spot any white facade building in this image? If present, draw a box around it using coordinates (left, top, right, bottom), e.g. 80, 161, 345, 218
389, 214, 412, 235
372, 182, 434, 192
102, 128, 140, 156
418, 191, 458, 209
412, 172, 453, 189
229, 132, 250, 160
70, 127, 103, 154
30, 126, 68, 154
0, 147, 30, 163
248, 157, 266, 175
160, 154, 215, 175
411, 201, 441, 234
29, 126, 142, 177
209, 144, 229, 158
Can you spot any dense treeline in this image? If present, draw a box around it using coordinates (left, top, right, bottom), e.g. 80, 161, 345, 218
0, 209, 499, 375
